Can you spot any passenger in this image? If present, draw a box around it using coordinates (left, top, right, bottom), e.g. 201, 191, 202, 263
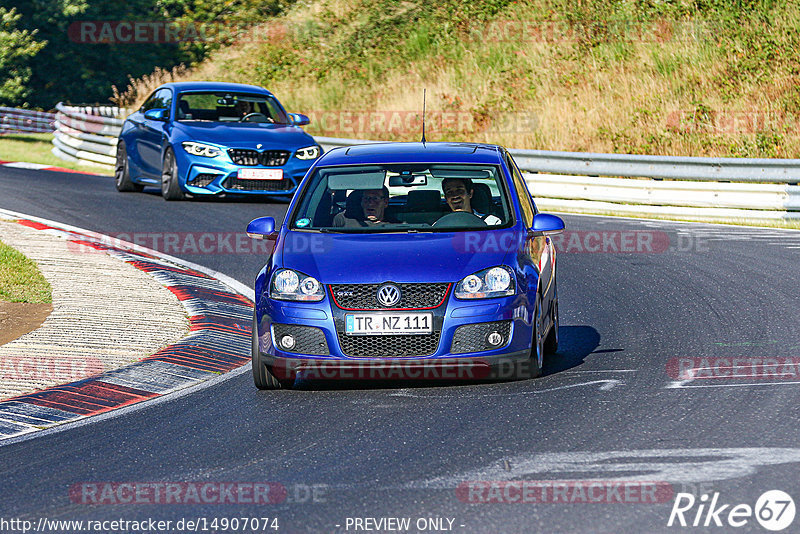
333, 187, 394, 227
441, 178, 501, 225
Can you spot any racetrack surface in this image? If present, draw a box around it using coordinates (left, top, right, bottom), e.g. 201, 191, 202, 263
2, 167, 800, 533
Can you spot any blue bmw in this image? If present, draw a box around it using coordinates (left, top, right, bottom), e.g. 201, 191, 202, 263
115, 81, 320, 200
247, 142, 565, 389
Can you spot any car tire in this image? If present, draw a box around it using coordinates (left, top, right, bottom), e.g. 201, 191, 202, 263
252, 311, 293, 390
544, 297, 559, 355
525, 299, 544, 379
114, 141, 143, 192
161, 148, 185, 201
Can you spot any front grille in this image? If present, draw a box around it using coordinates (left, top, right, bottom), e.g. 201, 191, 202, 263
260, 150, 290, 166
188, 173, 216, 187
330, 283, 450, 310
272, 324, 329, 355
228, 149, 259, 166
451, 320, 512, 354
337, 331, 441, 357
223, 176, 295, 192
228, 148, 290, 166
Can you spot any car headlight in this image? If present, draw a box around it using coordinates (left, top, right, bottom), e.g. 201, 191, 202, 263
270, 269, 324, 302
455, 266, 515, 299
295, 145, 321, 160
181, 141, 222, 158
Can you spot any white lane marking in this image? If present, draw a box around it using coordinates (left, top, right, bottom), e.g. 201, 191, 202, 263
0, 207, 253, 300
557, 212, 800, 233
4, 162, 50, 170
669, 381, 800, 389
477, 379, 624, 395
666, 362, 800, 389
0, 364, 251, 447
387, 379, 623, 398
413, 448, 800, 488
563, 369, 638, 373
0, 208, 256, 447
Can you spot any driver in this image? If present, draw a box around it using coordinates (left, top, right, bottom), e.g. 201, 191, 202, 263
333, 187, 395, 227
442, 178, 501, 225
236, 99, 255, 118
236, 99, 273, 122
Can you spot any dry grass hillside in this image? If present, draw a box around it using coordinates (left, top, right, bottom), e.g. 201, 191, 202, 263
112, 0, 800, 158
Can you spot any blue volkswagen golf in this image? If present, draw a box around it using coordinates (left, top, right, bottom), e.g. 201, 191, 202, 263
115, 81, 320, 200
247, 142, 565, 389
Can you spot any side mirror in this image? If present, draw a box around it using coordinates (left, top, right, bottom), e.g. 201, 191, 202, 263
289, 113, 310, 126
529, 213, 565, 236
144, 108, 169, 121
246, 217, 277, 239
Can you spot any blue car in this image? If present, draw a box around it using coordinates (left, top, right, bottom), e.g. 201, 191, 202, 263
247, 142, 565, 389
115, 81, 320, 200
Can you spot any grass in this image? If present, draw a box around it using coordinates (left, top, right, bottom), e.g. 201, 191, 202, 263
111, 0, 800, 159
0, 133, 112, 174
0, 239, 52, 303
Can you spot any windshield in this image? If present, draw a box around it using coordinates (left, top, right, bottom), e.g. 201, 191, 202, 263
291, 164, 514, 232
175, 91, 289, 124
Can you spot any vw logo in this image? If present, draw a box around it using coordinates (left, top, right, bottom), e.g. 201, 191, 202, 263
376, 284, 401, 307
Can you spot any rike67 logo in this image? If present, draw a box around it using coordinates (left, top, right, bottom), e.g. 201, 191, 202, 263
668, 490, 795, 531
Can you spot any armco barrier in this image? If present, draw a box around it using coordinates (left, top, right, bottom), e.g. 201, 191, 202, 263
315, 136, 800, 221
52, 103, 126, 169
0, 107, 55, 135
47, 113, 800, 221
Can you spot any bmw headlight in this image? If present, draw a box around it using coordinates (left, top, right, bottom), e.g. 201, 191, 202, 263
181, 141, 222, 158
270, 269, 324, 301
455, 266, 515, 299
295, 145, 321, 160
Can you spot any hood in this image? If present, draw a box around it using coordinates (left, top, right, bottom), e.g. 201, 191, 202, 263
173, 122, 315, 149
278, 230, 519, 284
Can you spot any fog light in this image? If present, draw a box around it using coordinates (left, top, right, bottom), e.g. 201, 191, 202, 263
487, 332, 503, 346
280, 335, 296, 350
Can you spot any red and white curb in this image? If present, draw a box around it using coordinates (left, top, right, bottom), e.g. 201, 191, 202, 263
0, 208, 254, 441
0, 159, 109, 176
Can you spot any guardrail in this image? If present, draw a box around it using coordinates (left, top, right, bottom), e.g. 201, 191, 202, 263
315, 136, 800, 221
0, 107, 55, 135
46, 115, 800, 221
52, 103, 126, 169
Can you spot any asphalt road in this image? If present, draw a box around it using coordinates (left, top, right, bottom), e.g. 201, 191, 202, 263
2, 167, 800, 533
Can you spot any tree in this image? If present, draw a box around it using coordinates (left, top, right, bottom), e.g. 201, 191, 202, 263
2, 0, 192, 108
0, 7, 46, 106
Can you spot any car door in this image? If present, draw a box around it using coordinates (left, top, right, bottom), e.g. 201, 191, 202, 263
506, 152, 553, 304
137, 88, 173, 177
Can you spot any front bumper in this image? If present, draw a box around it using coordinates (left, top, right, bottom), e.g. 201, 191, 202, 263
255, 291, 535, 366
176, 151, 314, 196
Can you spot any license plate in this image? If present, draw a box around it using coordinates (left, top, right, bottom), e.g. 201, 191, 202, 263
238, 168, 283, 180
345, 313, 433, 336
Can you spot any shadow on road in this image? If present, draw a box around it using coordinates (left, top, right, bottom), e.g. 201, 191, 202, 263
542, 325, 602, 376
